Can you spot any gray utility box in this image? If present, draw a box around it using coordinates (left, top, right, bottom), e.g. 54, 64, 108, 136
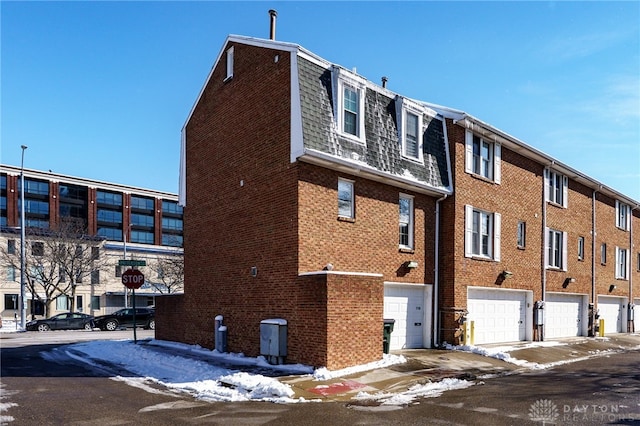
260, 318, 287, 365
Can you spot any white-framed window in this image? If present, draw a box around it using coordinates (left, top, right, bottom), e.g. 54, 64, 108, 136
615, 247, 628, 279
616, 201, 630, 231
464, 205, 501, 260
56, 295, 70, 311
396, 96, 430, 162
399, 194, 414, 250
464, 131, 501, 183
517, 221, 526, 249
601, 243, 607, 265
331, 66, 367, 143
578, 236, 585, 261
337, 178, 354, 219
545, 169, 568, 208
225, 46, 234, 81
545, 228, 567, 270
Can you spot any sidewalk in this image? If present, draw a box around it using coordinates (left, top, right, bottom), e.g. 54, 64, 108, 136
280, 334, 640, 401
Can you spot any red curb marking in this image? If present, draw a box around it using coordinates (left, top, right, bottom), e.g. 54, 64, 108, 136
308, 380, 367, 396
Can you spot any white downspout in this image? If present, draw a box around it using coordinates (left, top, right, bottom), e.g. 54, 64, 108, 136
629, 205, 638, 332
433, 193, 448, 347
591, 188, 599, 336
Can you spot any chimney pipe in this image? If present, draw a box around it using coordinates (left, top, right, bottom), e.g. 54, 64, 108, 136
269, 9, 277, 40
382, 76, 388, 88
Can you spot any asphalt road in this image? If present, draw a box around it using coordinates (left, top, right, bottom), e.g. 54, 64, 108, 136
2, 330, 639, 425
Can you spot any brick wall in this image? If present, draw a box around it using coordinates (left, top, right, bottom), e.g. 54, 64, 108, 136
177, 41, 300, 357
441, 118, 640, 342
297, 162, 436, 284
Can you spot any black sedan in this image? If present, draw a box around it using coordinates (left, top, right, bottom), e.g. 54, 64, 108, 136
93, 307, 155, 331
26, 312, 95, 332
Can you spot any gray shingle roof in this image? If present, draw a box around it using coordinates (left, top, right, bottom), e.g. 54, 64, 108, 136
298, 57, 450, 192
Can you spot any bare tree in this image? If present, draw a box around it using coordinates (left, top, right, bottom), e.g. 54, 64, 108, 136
0, 219, 109, 317
146, 248, 184, 294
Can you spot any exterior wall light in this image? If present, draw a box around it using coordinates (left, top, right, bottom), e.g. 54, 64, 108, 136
501, 270, 513, 279
609, 284, 616, 293
563, 277, 576, 288
405, 261, 418, 269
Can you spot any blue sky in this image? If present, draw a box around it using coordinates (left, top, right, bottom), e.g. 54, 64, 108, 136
2, 1, 639, 200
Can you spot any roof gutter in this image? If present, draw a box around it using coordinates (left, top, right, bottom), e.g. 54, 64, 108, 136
298, 149, 452, 197
446, 114, 638, 206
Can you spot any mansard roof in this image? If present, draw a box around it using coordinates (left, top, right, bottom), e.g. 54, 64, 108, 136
296, 57, 452, 196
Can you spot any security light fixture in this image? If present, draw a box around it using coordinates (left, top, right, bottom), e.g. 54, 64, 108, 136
563, 277, 576, 288
405, 261, 418, 269
501, 270, 513, 279
609, 284, 616, 293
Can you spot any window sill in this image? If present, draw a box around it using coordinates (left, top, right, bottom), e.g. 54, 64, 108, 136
468, 172, 497, 185
401, 154, 424, 165
337, 216, 355, 223
469, 255, 496, 263
517, 246, 525, 250
336, 131, 366, 146
399, 247, 415, 254
547, 201, 565, 209
223, 75, 233, 83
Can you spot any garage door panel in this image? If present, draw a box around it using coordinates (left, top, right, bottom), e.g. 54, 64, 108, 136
545, 294, 585, 339
598, 297, 624, 333
468, 289, 526, 345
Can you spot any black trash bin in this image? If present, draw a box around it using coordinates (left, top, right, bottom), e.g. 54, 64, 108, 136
383, 319, 396, 354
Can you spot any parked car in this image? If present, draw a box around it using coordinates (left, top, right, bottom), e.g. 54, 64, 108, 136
26, 312, 94, 332
93, 307, 155, 331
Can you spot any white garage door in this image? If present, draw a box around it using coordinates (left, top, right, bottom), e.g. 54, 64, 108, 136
468, 288, 527, 344
597, 296, 624, 334
545, 293, 585, 338
384, 284, 431, 350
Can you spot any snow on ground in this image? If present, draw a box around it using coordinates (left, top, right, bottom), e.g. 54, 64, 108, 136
353, 378, 475, 407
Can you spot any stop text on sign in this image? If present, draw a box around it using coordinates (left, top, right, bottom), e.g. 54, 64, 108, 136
122, 269, 145, 289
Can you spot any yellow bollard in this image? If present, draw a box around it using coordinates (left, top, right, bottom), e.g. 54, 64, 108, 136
470, 321, 475, 346
599, 318, 605, 337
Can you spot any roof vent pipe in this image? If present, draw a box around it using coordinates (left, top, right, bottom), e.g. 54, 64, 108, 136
382, 76, 388, 88
269, 9, 277, 40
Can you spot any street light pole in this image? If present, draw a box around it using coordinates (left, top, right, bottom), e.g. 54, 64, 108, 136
19, 144, 28, 330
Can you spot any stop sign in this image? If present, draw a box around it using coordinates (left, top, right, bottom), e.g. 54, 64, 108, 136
122, 269, 145, 289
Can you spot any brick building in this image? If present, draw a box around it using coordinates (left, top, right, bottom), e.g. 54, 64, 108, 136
0, 165, 183, 321
158, 34, 639, 370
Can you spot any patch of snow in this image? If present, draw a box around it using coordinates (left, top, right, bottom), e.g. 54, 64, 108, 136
354, 378, 475, 406
313, 353, 406, 380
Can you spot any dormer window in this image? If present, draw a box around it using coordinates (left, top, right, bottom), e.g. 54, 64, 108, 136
404, 112, 419, 158
343, 87, 359, 136
396, 96, 431, 163
331, 66, 367, 143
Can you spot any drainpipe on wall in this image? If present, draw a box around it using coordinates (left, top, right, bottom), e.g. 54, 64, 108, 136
433, 193, 448, 347
590, 188, 599, 336
629, 205, 638, 332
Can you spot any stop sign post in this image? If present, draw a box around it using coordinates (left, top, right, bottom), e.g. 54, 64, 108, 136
121, 268, 145, 343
